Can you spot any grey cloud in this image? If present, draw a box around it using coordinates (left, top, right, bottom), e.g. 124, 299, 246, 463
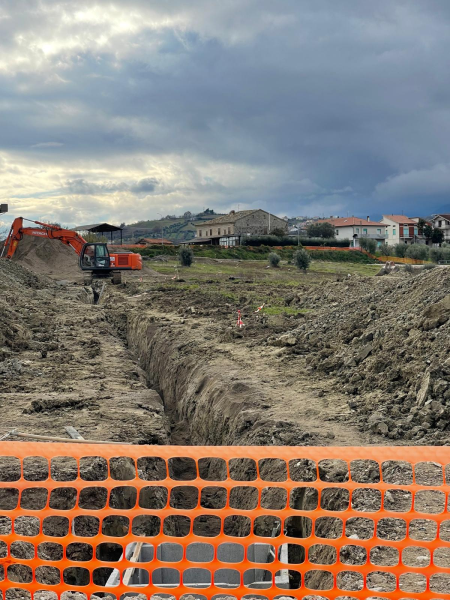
64, 178, 158, 195
3, 1, 450, 219
129, 177, 159, 193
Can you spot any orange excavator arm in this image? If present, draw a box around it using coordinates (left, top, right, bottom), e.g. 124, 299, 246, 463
2, 217, 87, 259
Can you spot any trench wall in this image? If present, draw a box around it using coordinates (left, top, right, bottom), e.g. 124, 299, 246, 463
127, 313, 271, 446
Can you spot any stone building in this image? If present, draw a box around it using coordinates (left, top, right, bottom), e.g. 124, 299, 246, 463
192, 209, 287, 246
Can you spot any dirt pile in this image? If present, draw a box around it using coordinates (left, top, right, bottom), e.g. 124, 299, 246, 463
0, 260, 47, 356
12, 236, 79, 279
277, 268, 450, 443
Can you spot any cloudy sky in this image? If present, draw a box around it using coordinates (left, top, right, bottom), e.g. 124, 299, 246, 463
2, 0, 450, 228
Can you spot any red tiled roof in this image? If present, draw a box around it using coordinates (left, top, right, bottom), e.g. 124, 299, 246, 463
318, 217, 385, 227
382, 215, 416, 224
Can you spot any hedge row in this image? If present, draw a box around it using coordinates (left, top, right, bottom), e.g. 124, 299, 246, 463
136, 244, 373, 263
241, 235, 350, 247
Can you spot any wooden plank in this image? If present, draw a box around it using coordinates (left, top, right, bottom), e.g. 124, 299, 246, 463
64, 426, 84, 440
0, 429, 17, 441
9, 431, 128, 445
122, 542, 144, 586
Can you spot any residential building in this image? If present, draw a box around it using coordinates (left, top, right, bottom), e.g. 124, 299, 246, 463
320, 217, 388, 248
192, 209, 288, 246
432, 214, 450, 242
381, 215, 419, 245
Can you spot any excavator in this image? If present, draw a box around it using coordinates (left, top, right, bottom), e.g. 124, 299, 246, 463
1, 217, 142, 284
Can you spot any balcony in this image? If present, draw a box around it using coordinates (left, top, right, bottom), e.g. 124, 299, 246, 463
358, 233, 388, 239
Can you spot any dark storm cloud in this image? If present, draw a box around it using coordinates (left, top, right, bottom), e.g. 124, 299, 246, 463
2, 0, 450, 222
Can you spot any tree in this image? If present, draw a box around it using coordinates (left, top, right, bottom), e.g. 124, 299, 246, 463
406, 244, 429, 260
179, 247, 194, 267
306, 222, 336, 239
268, 252, 280, 267
358, 237, 376, 253
293, 248, 311, 271
417, 218, 427, 235
431, 228, 444, 244
394, 243, 408, 258
423, 224, 433, 241
270, 227, 286, 237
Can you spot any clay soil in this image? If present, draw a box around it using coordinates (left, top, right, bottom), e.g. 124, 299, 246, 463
2, 244, 450, 598
1, 242, 388, 447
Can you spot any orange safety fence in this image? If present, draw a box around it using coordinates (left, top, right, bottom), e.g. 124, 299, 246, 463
1, 444, 450, 600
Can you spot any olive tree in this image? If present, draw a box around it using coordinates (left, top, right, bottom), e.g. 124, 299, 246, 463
293, 248, 311, 271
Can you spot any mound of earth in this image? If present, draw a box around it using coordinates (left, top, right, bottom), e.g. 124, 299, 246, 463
12, 235, 79, 278
0, 260, 47, 356
275, 268, 450, 444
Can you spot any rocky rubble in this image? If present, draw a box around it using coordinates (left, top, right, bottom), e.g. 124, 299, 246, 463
278, 269, 450, 443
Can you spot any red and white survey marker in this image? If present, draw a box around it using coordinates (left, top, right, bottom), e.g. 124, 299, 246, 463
254, 303, 265, 313
237, 310, 245, 328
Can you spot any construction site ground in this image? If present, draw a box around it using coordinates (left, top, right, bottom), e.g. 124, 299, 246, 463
2, 239, 450, 597
2, 238, 449, 449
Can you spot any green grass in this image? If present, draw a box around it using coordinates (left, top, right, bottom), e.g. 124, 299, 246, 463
149, 258, 381, 278
309, 262, 381, 276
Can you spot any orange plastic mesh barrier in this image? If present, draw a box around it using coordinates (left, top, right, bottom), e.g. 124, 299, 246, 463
2, 443, 450, 600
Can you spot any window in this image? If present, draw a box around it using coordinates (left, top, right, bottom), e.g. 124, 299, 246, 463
335, 229, 339, 235
210, 229, 212, 236
199, 230, 202, 237
218, 228, 221, 235
439, 220, 442, 227
228, 227, 231, 234
414, 227, 418, 235
363, 228, 367, 234
377, 229, 381, 234
393, 228, 396, 236
385, 229, 388, 235
355, 228, 359, 233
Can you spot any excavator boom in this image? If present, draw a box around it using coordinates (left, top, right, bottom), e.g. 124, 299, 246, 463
1, 217, 142, 282
2, 217, 87, 259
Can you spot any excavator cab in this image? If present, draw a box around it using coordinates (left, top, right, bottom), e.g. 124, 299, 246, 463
80, 243, 111, 270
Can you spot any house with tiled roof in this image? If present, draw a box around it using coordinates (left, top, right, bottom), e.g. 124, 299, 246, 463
432, 214, 450, 242
319, 217, 389, 248
192, 210, 287, 246
381, 215, 419, 245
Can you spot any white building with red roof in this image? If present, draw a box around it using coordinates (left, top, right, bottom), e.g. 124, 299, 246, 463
381, 215, 419, 245
432, 214, 450, 242
319, 216, 388, 248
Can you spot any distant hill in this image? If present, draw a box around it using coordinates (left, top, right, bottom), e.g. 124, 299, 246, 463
123, 210, 224, 243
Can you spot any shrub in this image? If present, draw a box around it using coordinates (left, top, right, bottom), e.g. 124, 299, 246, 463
394, 243, 408, 258
406, 244, 429, 260
359, 238, 377, 253
268, 252, 280, 268
380, 245, 393, 256
179, 247, 194, 266
269, 227, 286, 237
293, 248, 311, 271
242, 235, 294, 247
306, 222, 336, 238
301, 237, 350, 247
430, 247, 450, 263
